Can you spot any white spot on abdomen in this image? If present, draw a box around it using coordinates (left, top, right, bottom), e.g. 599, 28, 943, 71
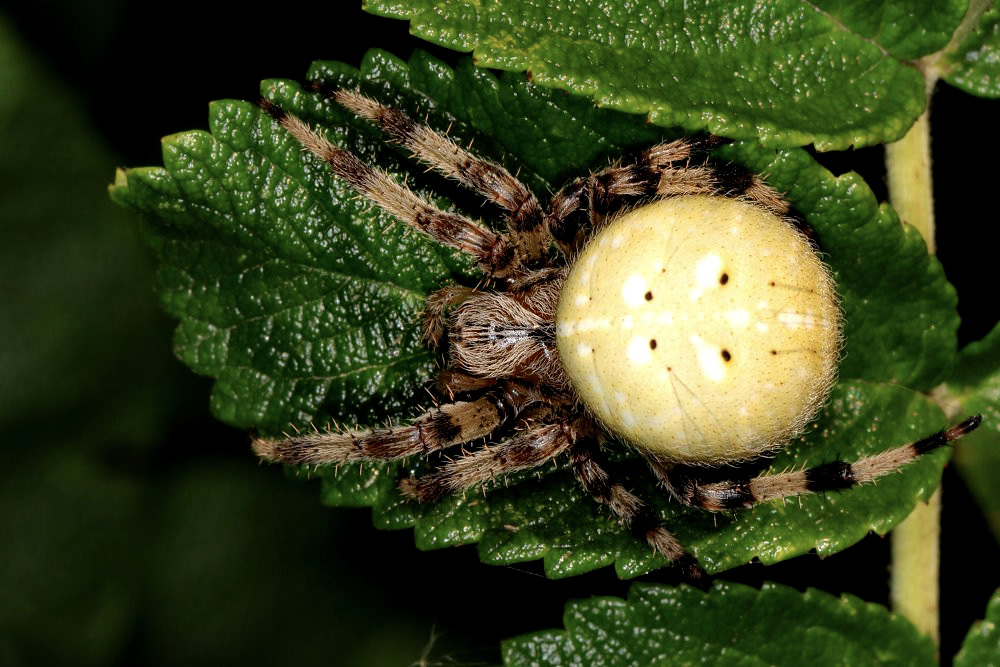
778, 310, 817, 328
689, 253, 723, 301
627, 336, 653, 364
622, 274, 647, 307
725, 309, 750, 328
689, 334, 725, 381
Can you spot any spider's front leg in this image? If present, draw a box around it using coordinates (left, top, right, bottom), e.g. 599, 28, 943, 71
329, 89, 550, 266
644, 415, 982, 511
261, 101, 521, 278
422, 285, 478, 348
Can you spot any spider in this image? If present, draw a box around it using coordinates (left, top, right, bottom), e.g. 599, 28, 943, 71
253, 89, 981, 578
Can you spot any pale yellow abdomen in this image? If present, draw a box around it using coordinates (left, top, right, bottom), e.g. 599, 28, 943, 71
555, 195, 841, 463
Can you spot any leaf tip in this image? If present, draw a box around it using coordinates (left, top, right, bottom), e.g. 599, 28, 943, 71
108, 167, 131, 206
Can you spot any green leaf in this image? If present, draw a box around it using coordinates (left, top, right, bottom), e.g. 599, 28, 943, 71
365, 0, 968, 150
111, 89, 457, 430
955, 589, 1000, 667
502, 581, 936, 666
940, 0, 1000, 98
112, 49, 964, 578
947, 321, 1000, 542
0, 12, 183, 664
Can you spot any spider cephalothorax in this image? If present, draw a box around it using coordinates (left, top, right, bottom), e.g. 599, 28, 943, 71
253, 90, 980, 578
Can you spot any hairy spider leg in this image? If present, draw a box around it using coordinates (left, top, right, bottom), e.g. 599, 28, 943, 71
261, 101, 521, 278
568, 432, 705, 578
545, 137, 788, 257
399, 420, 576, 501
252, 396, 507, 466
646, 415, 982, 511
400, 414, 705, 578
331, 89, 549, 265
422, 285, 479, 348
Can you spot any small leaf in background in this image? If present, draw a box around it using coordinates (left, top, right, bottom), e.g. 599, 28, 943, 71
112, 47, 971, 578
940, 0, 1000, 98
955, 588, 1000, 667
502, 581, 937, 666
947, 321, 1000, 542
365, 0, 968, 149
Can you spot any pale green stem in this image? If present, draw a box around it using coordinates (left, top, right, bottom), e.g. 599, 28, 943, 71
886, 108, 940, 646
891, 487, 942, 645
885, 112, 935, 251
884, 0, 997, 646
864, 0, 991, 649
886, 1, 996, 646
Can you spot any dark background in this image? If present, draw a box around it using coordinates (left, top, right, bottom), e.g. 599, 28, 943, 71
1, 2, 997, 665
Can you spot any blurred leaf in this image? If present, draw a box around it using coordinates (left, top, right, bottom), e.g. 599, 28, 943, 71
0, 447, 144, 667
364, 0, 969, 150
939, 0, 1000, 98
947, 321, 1000, 542
0, 15, 176, 441
0, 13, 179, 665
140, 461, 429, 667
502, 581, 936, 666
111, 48, 969, 578
955, 588, 1000, 667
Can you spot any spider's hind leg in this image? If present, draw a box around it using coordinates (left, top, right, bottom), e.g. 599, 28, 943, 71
646, 415, 982, 511
397, 411, 705, 578
398, 418, 575, 501
568, 431, 706, 579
